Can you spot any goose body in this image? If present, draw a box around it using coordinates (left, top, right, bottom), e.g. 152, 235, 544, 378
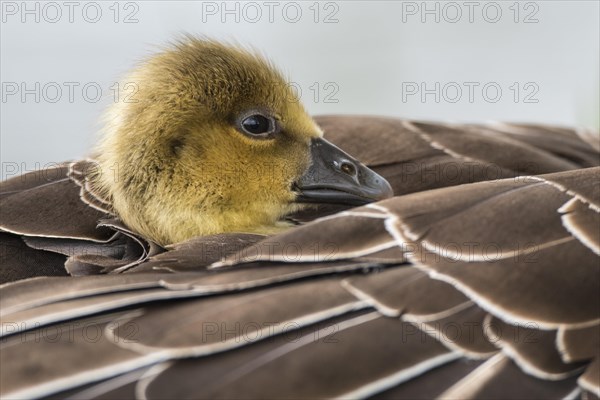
1, 38, 599, 399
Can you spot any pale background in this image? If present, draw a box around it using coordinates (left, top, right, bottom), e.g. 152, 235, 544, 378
1, 0, 599, 177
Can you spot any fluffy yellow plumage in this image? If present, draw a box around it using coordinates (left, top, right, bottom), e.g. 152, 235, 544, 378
92, 38, 322, 245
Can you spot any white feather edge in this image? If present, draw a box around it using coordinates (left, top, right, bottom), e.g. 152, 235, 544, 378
136, 312, 384, 400
558, 197, 600, 255
371, 202, 599, 330
481, 314, 585, 381
338, 351, 461, 399
1, 263, 372, 336
4, 305, 373, 399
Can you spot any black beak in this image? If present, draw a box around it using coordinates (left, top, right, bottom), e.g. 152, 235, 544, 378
294, 138, 393, 206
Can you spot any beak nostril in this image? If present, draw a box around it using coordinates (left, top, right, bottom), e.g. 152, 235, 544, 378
340, 161, 357, 176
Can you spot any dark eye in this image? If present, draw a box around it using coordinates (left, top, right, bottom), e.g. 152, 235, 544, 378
240, 114, 275, 136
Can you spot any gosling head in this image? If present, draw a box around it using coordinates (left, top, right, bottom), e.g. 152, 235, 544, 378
92, 37, 392, 245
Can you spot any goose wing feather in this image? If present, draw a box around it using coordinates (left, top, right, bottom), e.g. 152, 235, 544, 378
1, 117, 599, 399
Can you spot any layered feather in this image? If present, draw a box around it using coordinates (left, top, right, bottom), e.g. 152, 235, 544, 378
1, 116, 599, 399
